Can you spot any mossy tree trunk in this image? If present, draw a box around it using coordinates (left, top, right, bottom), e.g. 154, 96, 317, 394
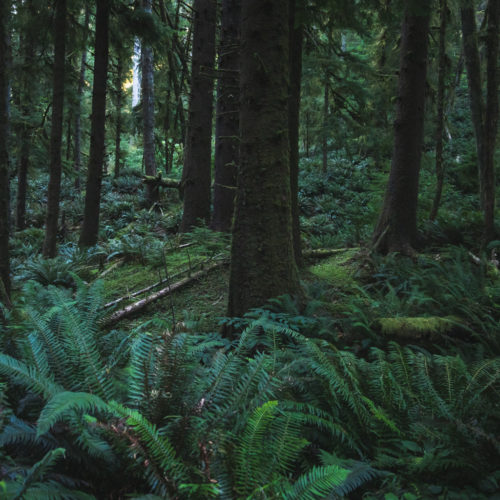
484, 0, 499, 243
79, 0, 110, 248
372, 0, 431, 255
42, 0, 67, 258
0, 0, 11, 303
114, 55, 123, 178
429, 0, 448, 221
141, 0, 159, 206
289, 0, 303, 267
180, 0, 216, 232
15, 0, 35, 230
227, 0, 300, 319
73, 4, 89, 191
211, 0, 241, 233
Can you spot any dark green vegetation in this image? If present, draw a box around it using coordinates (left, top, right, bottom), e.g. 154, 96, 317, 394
1, 0, 500, 499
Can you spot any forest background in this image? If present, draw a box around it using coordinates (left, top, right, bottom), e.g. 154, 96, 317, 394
0, 0, 499, 498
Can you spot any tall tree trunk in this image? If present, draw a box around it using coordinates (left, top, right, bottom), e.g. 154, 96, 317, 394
73, 4, 90, 191
372, 0, 431, 255
0, 0, 11, 304
227, 0, 300, 319
114, 55, 123, 178
483, 0, 499, 242
289, 0, 303, 267
180, 0, 216, 232
461, 3, 486, 201
42, 0, 67, 258
141, 0, 159, 206
430, 0, 448, 221
16, 4, 35, 231
79, 0, 110, 248
322, 76, 329, 174
211, 0, 241, 232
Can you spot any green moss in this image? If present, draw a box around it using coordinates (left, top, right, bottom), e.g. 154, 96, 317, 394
308, 248, 360, 291
378, 316, 460, 340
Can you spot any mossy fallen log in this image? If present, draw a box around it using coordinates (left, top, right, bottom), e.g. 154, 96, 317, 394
303, 247, 360, 258
103, 260, 226, 326
142, 174, 181, 190
377, 316, 469, 341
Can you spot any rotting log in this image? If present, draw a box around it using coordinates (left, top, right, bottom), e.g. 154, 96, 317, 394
303, 247, 360, 259
377, 316, 470, 341
102, 258, 210, 309
103, 260, 227, 326
142, 174, 181, 190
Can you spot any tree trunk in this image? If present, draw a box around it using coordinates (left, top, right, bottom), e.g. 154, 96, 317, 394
211, 0, 241, 232
289, 0, 303, 267
180, 0, 216, 232
114, 55, 123, 178
42, 0, 67, 258
461, 3, 486, 203
0, 0, 11, 303
141, 0, 159, 206
372, 0, 431, 255
483, 0, 499, 242
429, 0, 448, 221
227, 0, 300, 319
73, 4, 90, 191
322, 76, 329, 174
16, 0, 35, 231
79, 0, 110, 248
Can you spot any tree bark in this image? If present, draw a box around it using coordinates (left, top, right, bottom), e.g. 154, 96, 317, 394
289, 0, 303, 267
211, 0, 241, 233
141, 0, 159, 206
483, 0, 499, 242
372, 0, 431, 255
79, 0, 110, 248
0, 0, 11, 303
114, 55, 123, 178
429, 0, 448, 221
180, 0, 217, 232
322, 75, 329, 174
73, 4, 90, 191
42, 0, 67, 258
227, 0, 300, 319
16, 2, 35, 231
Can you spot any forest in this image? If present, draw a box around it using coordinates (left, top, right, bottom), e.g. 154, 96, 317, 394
0, 0, 499, 498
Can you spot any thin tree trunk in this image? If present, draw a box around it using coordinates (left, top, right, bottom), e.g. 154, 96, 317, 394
289, 0, 303, 266
483, 0, 499, 242
461, 3, 486, 205
227, 0, 300, 319
73, 4, 90, 191
16, 1, 35, 231
372, 0, 431, 255
114, 55, 123, 178
211, 0, 241, 232
322, 76, 329, 174
0, 0, 11, 303
42, 0, 67, 258
430, 0, 448, 221
180, 0, 216, 232
79, 0, 110, 247
142, 0, 159, 206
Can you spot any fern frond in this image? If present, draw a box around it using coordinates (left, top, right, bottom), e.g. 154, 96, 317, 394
285, 465, 349, 500
37, 391, 109, 437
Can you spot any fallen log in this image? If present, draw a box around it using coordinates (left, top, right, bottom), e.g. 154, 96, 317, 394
303, 247, 360, 258
103, 260, 227, 326
102, 258, 208, 309
142, 174, 181, 190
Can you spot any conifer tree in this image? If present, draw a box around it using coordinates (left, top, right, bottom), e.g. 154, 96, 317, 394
372, 0, 431, 255
0, 0, 11, 303
227, 0, 300, 319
